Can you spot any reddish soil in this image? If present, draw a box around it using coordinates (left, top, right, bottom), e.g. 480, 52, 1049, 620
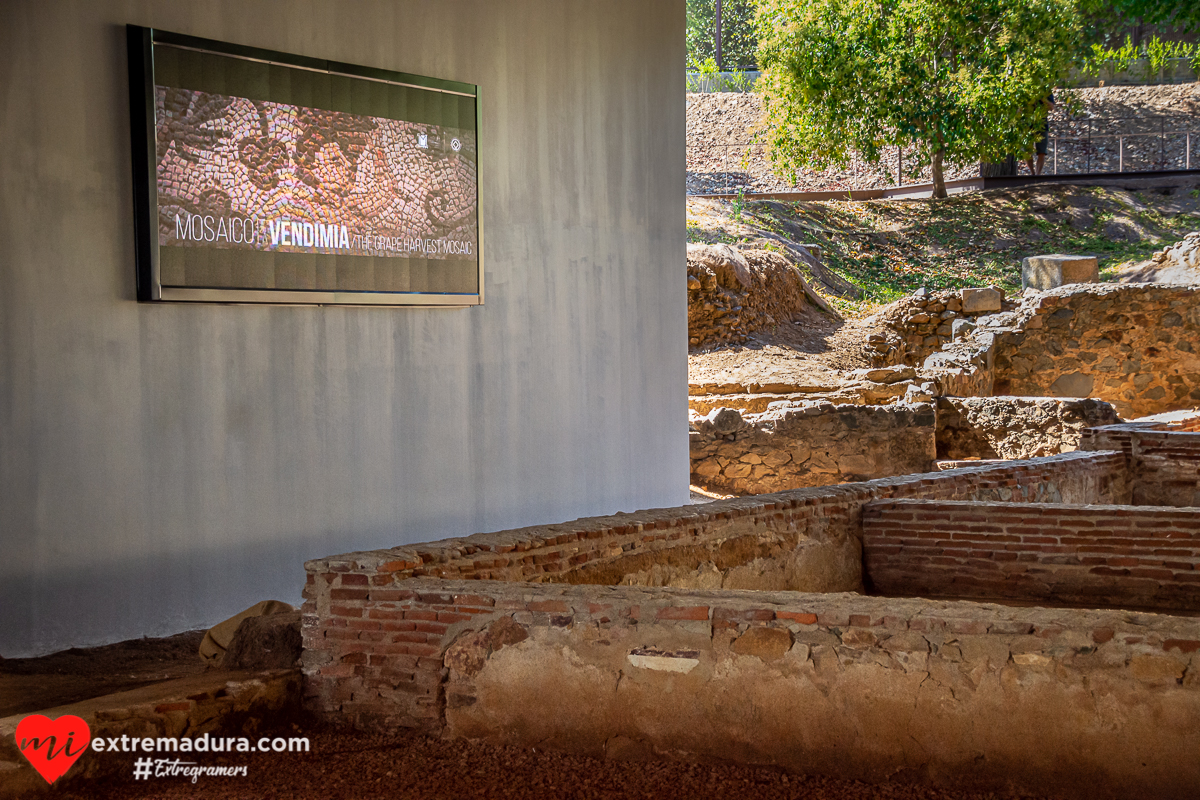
62, 724, 1054, 800
688, 303, 879, 389
0, 631, 207, 718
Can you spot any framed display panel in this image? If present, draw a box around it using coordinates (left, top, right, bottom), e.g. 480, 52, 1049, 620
127, 25, 482, 305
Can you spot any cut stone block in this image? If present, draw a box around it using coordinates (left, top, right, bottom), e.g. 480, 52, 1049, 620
961, 287, 1003, 313
1021, 254, 1099, 290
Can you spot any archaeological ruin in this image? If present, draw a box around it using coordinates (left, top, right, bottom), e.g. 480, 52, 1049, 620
299, 229, 1200, 797
303, 403, 1200, 799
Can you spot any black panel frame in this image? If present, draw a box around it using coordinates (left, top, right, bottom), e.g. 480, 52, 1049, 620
126, 24, 483, 306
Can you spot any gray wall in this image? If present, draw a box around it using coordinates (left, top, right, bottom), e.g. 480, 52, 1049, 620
0, 0, 687, 657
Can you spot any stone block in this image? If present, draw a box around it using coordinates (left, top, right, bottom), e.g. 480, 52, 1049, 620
951, 318, 976, 339
960, 287, 1003, 313
1021, 254, 1099, 290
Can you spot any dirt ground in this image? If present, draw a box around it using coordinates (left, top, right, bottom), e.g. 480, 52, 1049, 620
0, 631, 207, 718
61, 724, 1052, 800
688, 303, 875, 389
11, 635, 1051, 800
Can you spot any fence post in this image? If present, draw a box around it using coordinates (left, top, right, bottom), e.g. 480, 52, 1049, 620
1161, 117, 1165, 171
1053, 138, 1057, 175
1086, 119, 1091, 174
1119, 136, 1123, 173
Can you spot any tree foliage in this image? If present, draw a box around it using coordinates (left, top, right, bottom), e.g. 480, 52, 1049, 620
687, 0, 760, 70
1095, 0, 1200, 36
755, 0, 1082, 197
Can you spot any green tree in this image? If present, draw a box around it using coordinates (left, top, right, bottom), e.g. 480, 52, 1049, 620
755, 0, 1082, 198
688, 0, 760, 71
1093, 0, 1200, 39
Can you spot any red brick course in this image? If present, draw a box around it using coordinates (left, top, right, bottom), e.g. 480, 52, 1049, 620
303, 451, 1128, 729
863, 499, 1200, 609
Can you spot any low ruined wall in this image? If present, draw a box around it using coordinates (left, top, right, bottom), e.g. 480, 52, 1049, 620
687, 244, 827, 348
865, 287, 1012, 368
1082, 421, 1200, 507
0, 669, 300, 799
690, 402, 936, 495
935, 396, 1119, 459
993, 284, 1200, 419
303, 451, 1129, 722
863, 499, 1200, 610
306, 578, 1200, 800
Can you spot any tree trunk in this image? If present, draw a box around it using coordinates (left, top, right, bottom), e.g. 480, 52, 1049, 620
715, 0, 723, 72
979, 155, 1017, 178
931, 148, 947, 199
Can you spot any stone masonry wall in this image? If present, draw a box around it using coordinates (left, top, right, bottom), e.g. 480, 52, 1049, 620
863, 499, 1200, 610
992, 283, 1200, 419
307, 577, 1200, 799
303, 451, 1129, 727
687, 244, 828, 348
864, 287, 1014, 368
690, 402, 936, 495
935, 396, 1120, 460
1081, 421, 1200, 507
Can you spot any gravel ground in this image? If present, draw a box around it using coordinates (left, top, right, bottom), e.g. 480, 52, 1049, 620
65, 725, 1053, 800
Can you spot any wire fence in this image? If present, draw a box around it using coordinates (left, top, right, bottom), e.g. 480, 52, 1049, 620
686, 114, 1200, 195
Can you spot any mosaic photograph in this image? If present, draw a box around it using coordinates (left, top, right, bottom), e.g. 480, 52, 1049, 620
155, 86, 477, 261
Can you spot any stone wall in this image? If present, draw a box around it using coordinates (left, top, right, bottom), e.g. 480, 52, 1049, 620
864, 287, 1012, 368
992, 284, 1200, 419
303, 451, 1130, 721
863, 499, 1200, 610
0, 669, 300, 799
687, 244, 830, 348
689, 402, 936, 495
1081, 420, 1200, 507
306, 577, 1200, 799
935, 396, 1119, 459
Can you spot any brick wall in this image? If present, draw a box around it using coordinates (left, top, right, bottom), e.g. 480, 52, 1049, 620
307, 578, 1200, 799
303, 451, 1128, 727
863, 498, 1200, 609
1129, 431, 1200, 507
1080, 421, 1200, 507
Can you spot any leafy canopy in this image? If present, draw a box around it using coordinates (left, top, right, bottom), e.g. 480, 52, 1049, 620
687, 0, 761, 70
1096, 0, 1200, 36
755, 0, 1082, 195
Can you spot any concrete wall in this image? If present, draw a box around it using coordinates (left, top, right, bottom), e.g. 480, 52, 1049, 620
0, 0, 687, 656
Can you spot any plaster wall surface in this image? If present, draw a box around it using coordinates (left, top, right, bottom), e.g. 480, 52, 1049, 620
0, 0, 687, 656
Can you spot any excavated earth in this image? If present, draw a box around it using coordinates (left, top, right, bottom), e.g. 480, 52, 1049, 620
65, 724, 1054, 800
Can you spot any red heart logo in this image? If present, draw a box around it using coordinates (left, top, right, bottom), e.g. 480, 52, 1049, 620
15, 714, 91, 784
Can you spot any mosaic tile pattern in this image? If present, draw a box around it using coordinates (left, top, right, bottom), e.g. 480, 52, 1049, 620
155, 87, 477, 260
